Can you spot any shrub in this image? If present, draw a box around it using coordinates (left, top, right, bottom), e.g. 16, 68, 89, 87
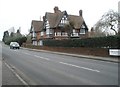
43, 35, 120, 48
5, 36, 27, 46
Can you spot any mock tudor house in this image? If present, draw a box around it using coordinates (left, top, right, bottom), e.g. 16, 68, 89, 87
30, 20, 43, 45
30, 6, 88, 45
41, 7, 88, 40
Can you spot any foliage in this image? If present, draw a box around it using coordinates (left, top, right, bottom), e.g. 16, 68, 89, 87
2, 31, 9, 42
2, 30, 27, 46
94, 10, 118, 35
4, 36, 27, 46
43, 35, 120, 48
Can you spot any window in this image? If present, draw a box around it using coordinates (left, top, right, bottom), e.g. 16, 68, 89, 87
62, 32, 68, 36
57, 32, 61, 36
32, 27, 34, 31
46, 29, 53, 35
80, 29, 85, 34
59, 15, 68, 26
55, 32, 61, 36
72, 29, 79, 36
55, 32, 57, 36
45, 20, 50, 29
81, 25, 85, 28
32, 32, 36, 37
73, 29, 75, 33
33, 41, 37, 45
40, 31, 44, 36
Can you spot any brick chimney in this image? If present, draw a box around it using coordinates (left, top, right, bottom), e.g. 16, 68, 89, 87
54, 6, 61, 13
43, 16, 45, 21
79, 10, 82, 16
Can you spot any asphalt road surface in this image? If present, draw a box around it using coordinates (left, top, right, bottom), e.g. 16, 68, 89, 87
2, 44, 118, 85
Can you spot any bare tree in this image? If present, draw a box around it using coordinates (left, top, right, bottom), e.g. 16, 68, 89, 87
94, 10, 118, 35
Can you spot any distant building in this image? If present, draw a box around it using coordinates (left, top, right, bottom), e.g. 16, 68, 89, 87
30, 20, 43, 45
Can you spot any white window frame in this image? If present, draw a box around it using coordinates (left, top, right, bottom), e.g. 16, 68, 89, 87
57, 32, 61, 36
72, 29, 79, 36
55, 32, 57, 36
40, 31, 44, 36
33, 41, 37, 45
32, 31, 36, 37
62, 32, 68, 36
80, 29, 85, 34
46, 29, 53, 35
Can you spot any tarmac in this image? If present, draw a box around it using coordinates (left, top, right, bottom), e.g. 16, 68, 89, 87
22, 47, 119, 63
1, 47, 119, 86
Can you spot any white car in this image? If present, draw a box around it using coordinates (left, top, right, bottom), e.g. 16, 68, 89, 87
10, 42, 20, 49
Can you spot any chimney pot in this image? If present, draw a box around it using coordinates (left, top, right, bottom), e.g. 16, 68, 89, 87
79, 10, 82, 16
54, 6, 60, 13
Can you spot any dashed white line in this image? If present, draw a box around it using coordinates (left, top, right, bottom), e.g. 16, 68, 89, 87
24, 53, 31, 55
21, 52, 100, 72
34, 55, 50, 61
59, 62, 100, 72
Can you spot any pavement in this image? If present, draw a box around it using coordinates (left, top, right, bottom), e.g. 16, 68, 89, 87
2, 60, 24, 85
1, 42, 28, 86
21, 47, 119, 63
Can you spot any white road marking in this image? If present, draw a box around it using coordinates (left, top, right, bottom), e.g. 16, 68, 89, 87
34, 55, 50, 61
4, 62, 29, 85
23, 52, 31, 55
59, 62, 100, 72
21, 52, 100, 72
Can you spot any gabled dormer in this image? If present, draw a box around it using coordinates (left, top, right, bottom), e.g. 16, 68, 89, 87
80, 21, 88, 34
59, 11, 69, 27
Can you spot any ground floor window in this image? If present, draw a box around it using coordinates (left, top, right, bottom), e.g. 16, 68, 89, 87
39, 40, 43, 46
32, 41, 37, 45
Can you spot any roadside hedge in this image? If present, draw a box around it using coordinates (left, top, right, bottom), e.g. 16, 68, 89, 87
43, 35, 120, 48
5, 36, 27, 46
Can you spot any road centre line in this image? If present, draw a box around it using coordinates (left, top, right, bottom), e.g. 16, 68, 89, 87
23, 52, 31, 55
34, 55, 50, 61
22, 52, 100, 72
59, 62, 100, 72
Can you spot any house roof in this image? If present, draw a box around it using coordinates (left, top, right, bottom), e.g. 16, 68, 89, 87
45, 11, 85, 29
31, 20, 43, 32
45, 11, 65, 28
68, 15, 84, 29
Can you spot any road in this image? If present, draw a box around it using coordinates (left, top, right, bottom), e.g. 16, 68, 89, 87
2, 44, 118, 85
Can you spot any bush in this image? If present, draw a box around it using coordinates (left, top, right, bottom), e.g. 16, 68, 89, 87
43, 35, 120, 48
5, 36, 27, 46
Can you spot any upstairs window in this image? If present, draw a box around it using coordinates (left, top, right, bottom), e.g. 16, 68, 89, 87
80, 29, 85, 34
46, 29, 53, 35
45, 20, 50, 29
81, 25, 85, 28
32, 32, 36, 37
80, 24, 86, 34
40, 31, 44, 36
59, 15, 68, 26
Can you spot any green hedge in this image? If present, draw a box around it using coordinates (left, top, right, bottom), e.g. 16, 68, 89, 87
43, 35, 120, 48
4, 36, 27, 46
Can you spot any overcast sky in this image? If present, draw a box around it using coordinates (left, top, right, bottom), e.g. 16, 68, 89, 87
0, 0, 119, 40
